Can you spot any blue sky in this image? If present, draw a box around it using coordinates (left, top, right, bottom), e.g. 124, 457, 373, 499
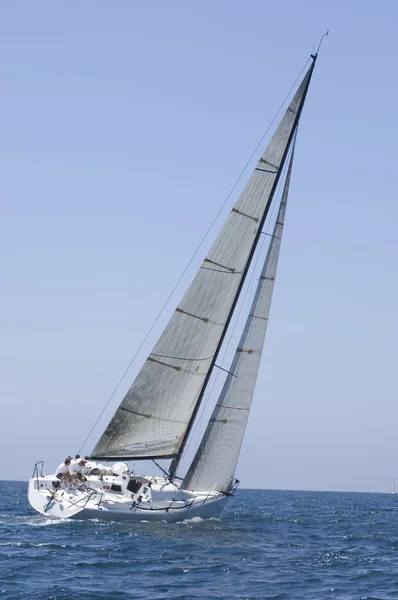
1, 1, 398, 491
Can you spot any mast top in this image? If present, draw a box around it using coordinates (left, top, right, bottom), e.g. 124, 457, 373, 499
311, 30, 329, 61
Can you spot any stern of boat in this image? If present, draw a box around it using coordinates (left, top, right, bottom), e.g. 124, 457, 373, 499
28, 461, 86, 519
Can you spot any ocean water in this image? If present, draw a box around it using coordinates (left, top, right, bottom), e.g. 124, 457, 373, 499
1, 482, 398, 599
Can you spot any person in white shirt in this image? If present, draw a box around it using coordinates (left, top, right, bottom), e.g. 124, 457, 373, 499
55, 456, 72, 478
69, 458, 87, 484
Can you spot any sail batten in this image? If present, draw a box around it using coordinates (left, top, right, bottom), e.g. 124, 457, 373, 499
91, 64, 314, 462
182, 140, 296, 493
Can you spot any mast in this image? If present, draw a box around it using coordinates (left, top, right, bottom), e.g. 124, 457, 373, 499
168, 55, 317, 480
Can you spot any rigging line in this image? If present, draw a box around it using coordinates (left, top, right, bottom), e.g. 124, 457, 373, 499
78, 57, 312, 456
183, 151, 291, 475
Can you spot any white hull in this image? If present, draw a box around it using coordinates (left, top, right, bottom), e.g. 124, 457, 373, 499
68, 498, 227, 522
28, 473, 229, 523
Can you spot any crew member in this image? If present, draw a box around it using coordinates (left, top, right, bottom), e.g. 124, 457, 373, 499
69, 457, 87, 484
55, 456, 72, 479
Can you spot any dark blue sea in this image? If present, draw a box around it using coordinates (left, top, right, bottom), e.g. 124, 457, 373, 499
1, 482, 398, 599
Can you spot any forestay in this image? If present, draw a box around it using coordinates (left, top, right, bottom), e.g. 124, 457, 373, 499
91, 68, 312, 461
182, 143, 295, 492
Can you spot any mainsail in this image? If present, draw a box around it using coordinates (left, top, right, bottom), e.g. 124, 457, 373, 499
91, 62, 315, 461
182, 141, 296, 493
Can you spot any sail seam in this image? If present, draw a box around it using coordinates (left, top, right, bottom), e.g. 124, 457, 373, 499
203, 258, 235, 272
201, 266, 240, 274
215, 405, 250, 411
119, 407, 152, 418
231, 208, 259, 222
259, 158, 278, 169
255, 167, 278, 174
261, 232, 280, 239
175, 307, 209, 323
150, 353, 214, 362
147, 357, 181, 371
120, 405, 189, 425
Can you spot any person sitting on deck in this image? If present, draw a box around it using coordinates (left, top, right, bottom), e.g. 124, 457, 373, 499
55, 456, 73, 488
69, 458, 87, 485
55, 456, 72, 479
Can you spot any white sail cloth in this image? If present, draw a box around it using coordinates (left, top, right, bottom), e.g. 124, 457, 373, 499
92, 68, 312, 461
182, 145, 295, 492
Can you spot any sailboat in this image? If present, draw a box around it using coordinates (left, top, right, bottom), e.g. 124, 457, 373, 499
28, 50, 320, 522
392, 479, 396, 494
